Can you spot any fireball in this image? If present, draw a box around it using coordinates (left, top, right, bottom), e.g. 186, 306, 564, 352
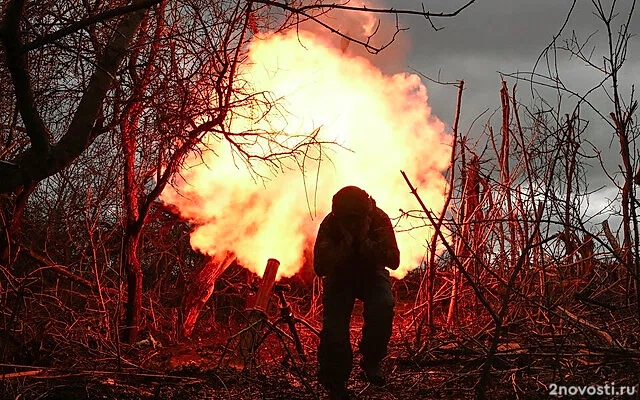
161, 25, 451, 279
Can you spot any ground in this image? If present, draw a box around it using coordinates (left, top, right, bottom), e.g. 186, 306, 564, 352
2, 283, 640, 399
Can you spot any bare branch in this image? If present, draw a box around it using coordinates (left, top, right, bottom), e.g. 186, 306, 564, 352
22, 0, 164, 51
0, 2, 149, 194
1, 0, 51, 155
253, 0, 475, 54
256, 0, 476, 18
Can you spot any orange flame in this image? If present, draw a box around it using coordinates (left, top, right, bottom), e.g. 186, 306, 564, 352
161, 27, 451, 280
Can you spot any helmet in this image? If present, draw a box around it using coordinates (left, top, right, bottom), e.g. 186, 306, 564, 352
331, 186, 372, 217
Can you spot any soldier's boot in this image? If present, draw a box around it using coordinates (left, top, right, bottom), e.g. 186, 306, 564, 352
360, 358, 385, 386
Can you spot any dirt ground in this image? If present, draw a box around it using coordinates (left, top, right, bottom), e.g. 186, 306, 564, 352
3, 287, 640, 399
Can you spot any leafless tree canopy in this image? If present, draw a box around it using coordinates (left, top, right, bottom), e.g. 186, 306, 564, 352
2, 1, 640, 399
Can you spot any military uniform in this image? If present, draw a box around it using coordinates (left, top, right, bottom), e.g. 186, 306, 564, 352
313, 186, 400, 393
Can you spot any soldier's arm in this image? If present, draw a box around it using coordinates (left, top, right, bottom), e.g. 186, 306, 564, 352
313, 216, 352, 277
358, 209, 400, 270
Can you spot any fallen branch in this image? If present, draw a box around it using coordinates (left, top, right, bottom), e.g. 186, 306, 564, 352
556, 305, 615, 346
1, 369, 42, 379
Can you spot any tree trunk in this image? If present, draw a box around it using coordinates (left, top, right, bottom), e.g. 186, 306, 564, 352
448, 145, 467, 327
427, 80, 464, 332
0, 1, 149, 194
123, 228, 143, 344
181, 252, 236, 339
121, 108, 142, 343
500, 82, 518, 265
119, 5, 165, 344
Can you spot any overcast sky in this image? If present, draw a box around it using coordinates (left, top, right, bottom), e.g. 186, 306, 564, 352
400, 0, 638, 125
388, 0, 639, 217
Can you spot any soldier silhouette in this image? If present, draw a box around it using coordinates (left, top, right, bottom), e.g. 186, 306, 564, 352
313, 186, 400, 399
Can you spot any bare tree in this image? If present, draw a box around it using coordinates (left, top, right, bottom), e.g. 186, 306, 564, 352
1, 0, 477, 346
506, 0, 639, 317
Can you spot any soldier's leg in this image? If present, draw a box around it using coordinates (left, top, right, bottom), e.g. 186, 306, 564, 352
318, 278, 356, 387
359, 277, 395, 366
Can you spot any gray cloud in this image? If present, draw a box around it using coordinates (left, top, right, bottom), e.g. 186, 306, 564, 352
369, 0, 640, 219
391, 0, 639, 125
